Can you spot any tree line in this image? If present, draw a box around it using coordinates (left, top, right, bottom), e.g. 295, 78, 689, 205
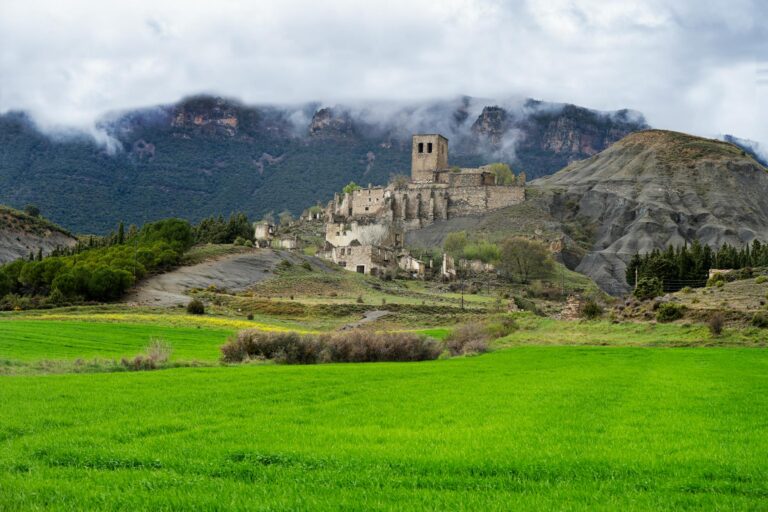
626, 239, 768, 293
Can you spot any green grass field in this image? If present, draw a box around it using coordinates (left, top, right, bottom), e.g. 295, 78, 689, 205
1, 347, 766, 510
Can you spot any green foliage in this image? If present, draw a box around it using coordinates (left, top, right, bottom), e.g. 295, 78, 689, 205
342, 181, 361, 194
0, 218, 194, 304
462, 241, 501, 264
756, 276, 767, 284
634, 277, 663, 301
751, 311, 768, 328
194, 212, 251, 245
443, 231, 468, 259
186, 299, 205, 315
488, 162, 515, 185
656, 303, 685, 323
628, 239, 768, 292
499, 237, 554, 283
579, 299, 604, 320
23, 204, 40, 217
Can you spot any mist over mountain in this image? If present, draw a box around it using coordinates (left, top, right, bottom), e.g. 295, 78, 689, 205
0, 94, 647, 233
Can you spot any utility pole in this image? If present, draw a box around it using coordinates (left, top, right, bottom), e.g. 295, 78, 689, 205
635, 268, 638, 291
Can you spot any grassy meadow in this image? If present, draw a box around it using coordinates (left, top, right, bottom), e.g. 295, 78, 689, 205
1, 347, 766, 510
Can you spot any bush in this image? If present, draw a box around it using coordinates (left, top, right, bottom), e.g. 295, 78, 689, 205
485, 315, 518, 339
356, 295, 364, 304
707, 273, 725, 287
708, 312, 725, 336
277, 259, 293, 271
579, 299, 603, 320
751, 311, 768, 329
301, 261, 313, 271
756, 276, 767, 284
634, 277, 663, 300
656, 302, 684, 323
120, 338, 172, 371
445, 323, 489, 356
221, 330, 441, 364
233, 236, 246, 246
246, 313, 254, 320
187, 298, 205, 315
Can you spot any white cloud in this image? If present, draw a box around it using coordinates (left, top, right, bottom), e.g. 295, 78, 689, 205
0, 0, 765, 147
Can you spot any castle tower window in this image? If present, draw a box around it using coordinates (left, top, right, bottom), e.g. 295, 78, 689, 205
418, 142, 424, 153
427, 142, 433, 153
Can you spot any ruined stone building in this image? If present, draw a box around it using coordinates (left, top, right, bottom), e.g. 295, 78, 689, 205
321, 134, 526, 275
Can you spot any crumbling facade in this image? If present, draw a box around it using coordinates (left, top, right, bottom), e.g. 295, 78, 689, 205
321, 134, 526, 275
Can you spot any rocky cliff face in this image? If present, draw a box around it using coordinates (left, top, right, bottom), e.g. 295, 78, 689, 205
533, 130, 768, 294
308, 107, 355, 138
0, 207, 77, 264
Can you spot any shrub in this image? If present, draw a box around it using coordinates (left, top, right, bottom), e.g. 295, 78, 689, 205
277, 259, 293, 271
244, 240, 254, 247
233, 236, 246, 246
121, 338, 172, 371
445, 323, 490, 356
634, 277, 663, 300
579, 299, 604, 320
247, 313, 254, 320
187, 298, 205, 315
220, 330, 440, 364
485, 315, 518, 339
751, 311, 768, 329
756, 276, 767, 284
356, 295, 364, 304
656, 302, 684, 323
681, 286, 693, 294
708, 312, 725, 337
707, 273, 725, 287
716, 280, 724, 288
301, 261, 313, 271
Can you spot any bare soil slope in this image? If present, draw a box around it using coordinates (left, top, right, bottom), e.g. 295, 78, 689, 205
533, 130, 768, 294
0, 206, 77, 264
125, 249, 329, 306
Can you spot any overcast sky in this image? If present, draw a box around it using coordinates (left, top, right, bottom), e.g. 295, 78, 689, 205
1, 0, 766, 152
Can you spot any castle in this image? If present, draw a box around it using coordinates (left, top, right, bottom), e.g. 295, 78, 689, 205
321, 134, 526, 276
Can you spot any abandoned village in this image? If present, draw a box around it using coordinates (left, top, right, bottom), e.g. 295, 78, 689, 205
309, 134, 527, 277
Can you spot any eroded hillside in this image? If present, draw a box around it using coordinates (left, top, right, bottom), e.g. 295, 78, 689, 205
532, 130, 768, 294
0, 206, 77, 264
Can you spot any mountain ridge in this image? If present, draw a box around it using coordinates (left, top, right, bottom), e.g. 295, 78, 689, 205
0, 94, 647, 233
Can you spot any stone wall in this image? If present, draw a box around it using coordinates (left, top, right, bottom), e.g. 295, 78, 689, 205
327, 245, 394, 275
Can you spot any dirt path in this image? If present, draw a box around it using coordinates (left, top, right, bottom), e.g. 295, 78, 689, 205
125, 249, 316, 307
338, 310, 391, 330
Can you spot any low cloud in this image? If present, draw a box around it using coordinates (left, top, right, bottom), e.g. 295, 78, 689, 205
0, 0, 765, 150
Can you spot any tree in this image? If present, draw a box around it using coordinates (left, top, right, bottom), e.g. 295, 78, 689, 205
634, 276, 663, 300
279, 210, 294, 226
488, 163, 515, 185
443, 231, 469, 259
23, 204, 40, 218
343, 181, 361, 194
498, 237, 554, 283
117, 222, 125, 244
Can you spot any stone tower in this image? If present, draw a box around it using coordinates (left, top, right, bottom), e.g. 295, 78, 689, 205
411, 134, 448, 183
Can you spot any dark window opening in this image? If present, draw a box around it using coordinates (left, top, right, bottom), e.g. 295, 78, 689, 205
356, 265, 365, 274
418, 142, 424, 153
427, 142, 433, 153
